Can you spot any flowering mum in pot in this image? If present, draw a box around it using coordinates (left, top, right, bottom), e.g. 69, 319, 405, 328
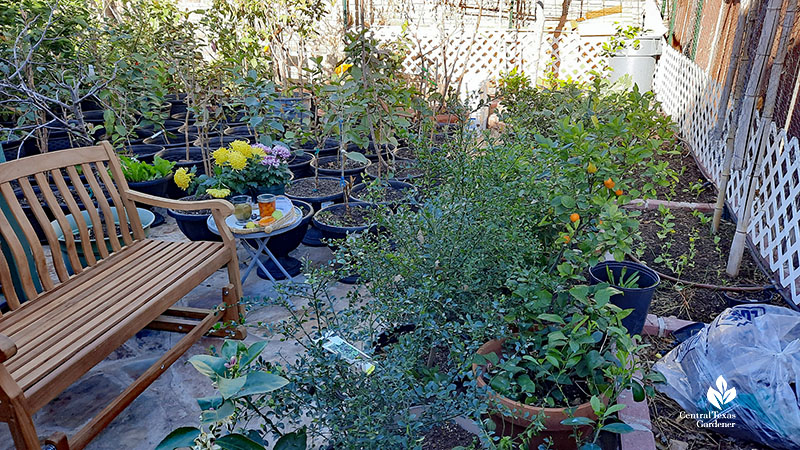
474, 283, 665, 449
173, 139, 293, 198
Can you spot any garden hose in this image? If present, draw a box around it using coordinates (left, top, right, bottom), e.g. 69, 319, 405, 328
627, 254, 773, 292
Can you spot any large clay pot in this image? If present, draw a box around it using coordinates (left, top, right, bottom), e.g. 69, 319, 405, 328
473, 339, 599, 450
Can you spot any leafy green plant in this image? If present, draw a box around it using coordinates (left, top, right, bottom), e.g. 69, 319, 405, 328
605, 266, 641, 289
120, 155, 175, 182
156, 340, 306, 450
476, 285, 664, 449
601, 25, 649, 57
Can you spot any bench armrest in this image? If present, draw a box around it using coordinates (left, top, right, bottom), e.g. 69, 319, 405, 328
124, 189, 234, 215
0, 334, 17, 363
124, 189, 237, 248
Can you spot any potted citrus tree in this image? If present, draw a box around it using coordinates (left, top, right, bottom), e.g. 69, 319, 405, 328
473, 284, 664, 450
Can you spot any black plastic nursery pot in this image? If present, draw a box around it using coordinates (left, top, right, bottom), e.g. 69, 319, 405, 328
589, 261, 660, 336
127, 175, 172, 198
311, 202, 375, 245
312, 155, 371, 184
285, 177, 345, 247
298, 138, 359, 158
195, 135, 249, 149
287, 152, 314, 179
167, 196, 222, 242
118, 144, 164, 162
349, 180, 416, 207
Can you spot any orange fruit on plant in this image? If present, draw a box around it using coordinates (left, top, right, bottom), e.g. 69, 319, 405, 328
570, 213, 580, 223
562, 235, 571, 243
615, 189, 623, 196
604, 178, 615, 189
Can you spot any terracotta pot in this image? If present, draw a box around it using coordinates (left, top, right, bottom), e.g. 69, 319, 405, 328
434, 113, 461, 124
473, 338, 599, 450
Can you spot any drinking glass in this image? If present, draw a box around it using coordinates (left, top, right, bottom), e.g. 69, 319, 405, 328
231, 195, 252, 225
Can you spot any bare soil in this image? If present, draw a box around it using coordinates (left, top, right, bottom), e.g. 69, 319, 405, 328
635, 208, 784, 323
315, 205, 372, 228
422, 422, 477, 450
286, 178, 343, 198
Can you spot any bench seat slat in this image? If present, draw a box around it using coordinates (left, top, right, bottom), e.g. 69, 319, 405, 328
0, 238, 229, 411
5, 240, 181, 364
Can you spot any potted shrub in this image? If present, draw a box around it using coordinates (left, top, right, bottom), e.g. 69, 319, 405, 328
473, 284, 663, 450
588, 260, 660, 336
603, 26, 662, 92
120, 155, 176, 198
312, 179, 375, 245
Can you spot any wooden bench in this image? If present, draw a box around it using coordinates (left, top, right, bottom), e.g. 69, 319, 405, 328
0, 142, 245, 449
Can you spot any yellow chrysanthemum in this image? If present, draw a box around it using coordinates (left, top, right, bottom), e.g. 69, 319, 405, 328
230, 140, 252, 158
228, 151, 248, 170
251, 145, 266, 158
206, 188, 231, 198
174, 168, 194, 190
212, 148, 230, 165
334, 63, 353, 76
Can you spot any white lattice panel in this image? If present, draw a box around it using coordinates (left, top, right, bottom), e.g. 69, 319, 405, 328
654, 42, 800, 303
375, 26, 611, 95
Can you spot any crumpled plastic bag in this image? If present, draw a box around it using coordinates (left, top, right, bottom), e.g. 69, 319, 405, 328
653, 304, 800, 449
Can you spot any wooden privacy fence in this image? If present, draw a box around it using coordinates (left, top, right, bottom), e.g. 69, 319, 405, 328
654, 42, 800, 303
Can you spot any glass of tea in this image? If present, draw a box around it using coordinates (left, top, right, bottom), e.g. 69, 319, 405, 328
257, 194, 276, 218
231, 195, 252, 225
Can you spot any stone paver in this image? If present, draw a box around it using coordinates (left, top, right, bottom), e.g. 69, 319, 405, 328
0, 211, 352, 449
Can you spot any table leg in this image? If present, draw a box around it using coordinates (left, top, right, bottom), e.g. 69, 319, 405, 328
242, 238, 275, 283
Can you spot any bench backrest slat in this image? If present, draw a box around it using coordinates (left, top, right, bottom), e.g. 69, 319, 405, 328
0, 142, 143, 310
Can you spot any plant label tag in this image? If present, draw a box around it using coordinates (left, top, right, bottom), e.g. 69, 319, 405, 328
320, 334, 375, 375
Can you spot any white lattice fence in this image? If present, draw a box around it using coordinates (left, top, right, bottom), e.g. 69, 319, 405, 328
654, 42, 800, 302
374, 27, 612, 95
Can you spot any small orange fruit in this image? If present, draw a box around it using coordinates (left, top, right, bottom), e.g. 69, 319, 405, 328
604, 178, 615, 189
563, 235, 571, 243
587, 162, 598, 174
570, 213, 580, 223
598, 220, 604, 225
615, 189, 623, 196
258, 216, 276, 226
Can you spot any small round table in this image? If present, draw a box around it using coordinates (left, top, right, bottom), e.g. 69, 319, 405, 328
206, 208, 303, 284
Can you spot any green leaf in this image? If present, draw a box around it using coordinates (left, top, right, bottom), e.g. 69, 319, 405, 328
344, 151, 369, 164
601, 422, 635, 434
537, 313, 565, 324
606, 403, 627, 415
268, 120, 284, 132
215, 434, 267, 450
560, 416, 594, 426
196, 396, 223, 411
241, 341, 268, 367
274, 428, 307, 450
590, 395, 603, 413
218, 376, 248, 399
516, 374, 536, 392
188, 355, 227, 378
579, 444, 602, 450
236, 371, 289, 397
200, 400, 235, 425
631, 381, 645, 402
155, 427, 200, 450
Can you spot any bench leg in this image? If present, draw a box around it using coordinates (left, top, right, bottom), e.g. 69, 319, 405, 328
220, 284, 246, 340
7, 402, 40, 449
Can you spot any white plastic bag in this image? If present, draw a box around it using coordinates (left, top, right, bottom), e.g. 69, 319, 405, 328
653, 304, 800, 449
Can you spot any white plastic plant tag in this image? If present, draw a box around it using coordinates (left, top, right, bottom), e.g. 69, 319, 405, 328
320, 334, 375, 375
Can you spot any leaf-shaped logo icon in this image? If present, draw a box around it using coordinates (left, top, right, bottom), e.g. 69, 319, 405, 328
707, 376, 736, 410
